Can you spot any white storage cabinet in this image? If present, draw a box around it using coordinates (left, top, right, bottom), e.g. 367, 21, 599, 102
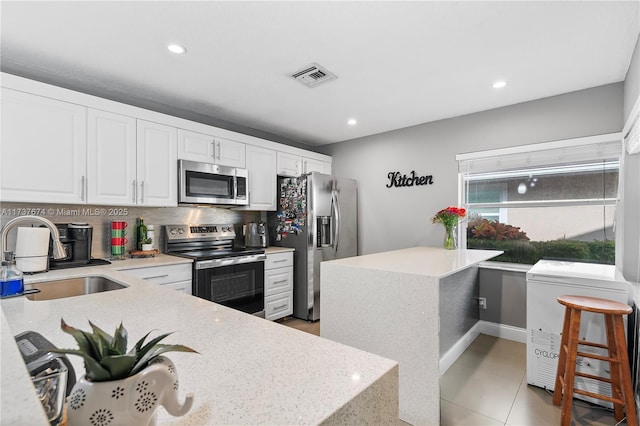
276, 152, 331, 176
244, 145, 277, 211
264, 251, 294, 321
119, 263, 192, 295
1, 88, 87, 203
178, 128, 245, 168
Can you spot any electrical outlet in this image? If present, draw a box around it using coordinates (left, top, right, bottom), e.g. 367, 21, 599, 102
478, 297, 487, 310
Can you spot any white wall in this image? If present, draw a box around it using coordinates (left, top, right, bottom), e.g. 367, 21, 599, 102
321, 83, 623, 255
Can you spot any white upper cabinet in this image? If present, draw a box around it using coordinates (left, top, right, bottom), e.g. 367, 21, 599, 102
303, 157, 332, 175
87, 109, 137, 205
244, 145, 277, 211
178, 129, 245, 168
277, 152, 302, 176
277, 151, 332, 176
137, 120, 178, 207
1, 88, 87, 203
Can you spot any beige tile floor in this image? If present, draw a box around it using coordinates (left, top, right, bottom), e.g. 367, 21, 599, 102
280, 317, 629, 425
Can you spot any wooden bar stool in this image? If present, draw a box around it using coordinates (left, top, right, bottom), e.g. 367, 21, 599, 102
553, 295, 637, 426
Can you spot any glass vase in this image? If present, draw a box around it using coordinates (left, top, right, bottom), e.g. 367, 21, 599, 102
443, 225, 457, 250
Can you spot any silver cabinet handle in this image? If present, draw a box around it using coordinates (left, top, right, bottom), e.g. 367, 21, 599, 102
273, 259, 288, 263
273, 279, 288, 285
211, 141, 215, 159
140, 181, 145, 204
273, 304, 288, 311
81, 176, 86, 201
217, 141, 221, 159
132, 180, 137, 203
142, 274, 169, 280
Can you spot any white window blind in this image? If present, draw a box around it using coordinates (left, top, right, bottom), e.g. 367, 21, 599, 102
457, 133, 622, 175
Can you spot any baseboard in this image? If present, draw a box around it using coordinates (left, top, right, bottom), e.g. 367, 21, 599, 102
439, 322, 482, 376
478, 320, 527, 344
439, 321, 527, 376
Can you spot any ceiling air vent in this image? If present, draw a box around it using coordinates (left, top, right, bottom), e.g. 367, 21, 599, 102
289, 63, 337, 88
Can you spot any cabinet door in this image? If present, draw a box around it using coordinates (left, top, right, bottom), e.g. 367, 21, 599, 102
1, 88, 87, 203
244, 145, 277, 211
303, 158, 332, 175
177, 129, 214, 163
215, 137, 246, 168
136, 120, 178, 206
277, 152, 302, 176
87, 109, 137, 205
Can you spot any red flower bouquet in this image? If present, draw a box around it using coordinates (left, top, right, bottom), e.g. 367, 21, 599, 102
432, 206, 466, 249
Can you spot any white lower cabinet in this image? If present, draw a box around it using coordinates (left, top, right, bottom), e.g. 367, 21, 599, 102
118, 263, 192, 295
264, 251, 293, 321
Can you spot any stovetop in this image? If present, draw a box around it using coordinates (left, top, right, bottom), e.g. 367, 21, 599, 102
165, 223, 264, 261
171, 247, 265, 261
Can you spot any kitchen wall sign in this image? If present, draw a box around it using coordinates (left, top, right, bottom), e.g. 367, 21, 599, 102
386, 171, 434, 188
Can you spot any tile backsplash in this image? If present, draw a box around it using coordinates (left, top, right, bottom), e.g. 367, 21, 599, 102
0, 202, 262, 259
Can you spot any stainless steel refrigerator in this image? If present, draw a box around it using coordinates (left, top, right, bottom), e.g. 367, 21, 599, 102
269, 172, 357, 321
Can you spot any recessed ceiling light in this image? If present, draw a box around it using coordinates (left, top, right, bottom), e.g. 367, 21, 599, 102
168, 44, 187, 54
347, 119, 357, 126
492, 81, 507, 89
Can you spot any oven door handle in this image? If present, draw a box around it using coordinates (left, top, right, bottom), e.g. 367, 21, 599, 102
195, 254, 266, 269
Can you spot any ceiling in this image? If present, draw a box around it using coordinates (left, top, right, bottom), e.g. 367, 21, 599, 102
1, 1, 639, 147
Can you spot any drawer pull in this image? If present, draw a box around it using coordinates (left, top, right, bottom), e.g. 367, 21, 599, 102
273, 259, 288, 263
273, 304, 288, 311
273, 279, 288, 285
142, 274, 170, 280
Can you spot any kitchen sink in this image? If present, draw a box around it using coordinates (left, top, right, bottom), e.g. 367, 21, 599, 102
25, 276, 127, 301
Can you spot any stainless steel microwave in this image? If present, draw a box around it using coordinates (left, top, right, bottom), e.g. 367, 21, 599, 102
178, 160, 249, 206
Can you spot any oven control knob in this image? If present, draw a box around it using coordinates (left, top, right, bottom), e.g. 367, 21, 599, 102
170, 228, 177, 236
178, 228, 185, 234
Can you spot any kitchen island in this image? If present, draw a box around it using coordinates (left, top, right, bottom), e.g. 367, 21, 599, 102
1, 256, 399, 425
320, 246, 502, 425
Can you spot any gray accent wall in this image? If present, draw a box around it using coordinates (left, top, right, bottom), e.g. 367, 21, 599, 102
439, 266, 479, 355
320, 83, 624, 256
478, 269, 527, 328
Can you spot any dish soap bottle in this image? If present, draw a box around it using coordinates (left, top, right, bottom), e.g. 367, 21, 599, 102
1, 251, 24, 297
136, 217, 148, 251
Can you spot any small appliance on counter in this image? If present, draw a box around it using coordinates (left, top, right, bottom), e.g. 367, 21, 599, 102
15, 227, 51, 273
14, 330, 76, 397
243, 221, 268, 248
49, 223, 110, 270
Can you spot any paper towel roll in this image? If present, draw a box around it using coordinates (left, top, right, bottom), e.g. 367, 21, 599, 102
15, 227, 50, 273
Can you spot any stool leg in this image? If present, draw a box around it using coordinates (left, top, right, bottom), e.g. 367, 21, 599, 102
560, 308, 582, 426
605, 314, 624, 421
553, 307, 572, 406
612, 315, 638, 426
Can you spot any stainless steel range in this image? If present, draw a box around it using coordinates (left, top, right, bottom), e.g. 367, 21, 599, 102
164, 224, 266, 317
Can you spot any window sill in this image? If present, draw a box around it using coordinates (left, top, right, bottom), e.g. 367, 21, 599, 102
478, 261, 532, 273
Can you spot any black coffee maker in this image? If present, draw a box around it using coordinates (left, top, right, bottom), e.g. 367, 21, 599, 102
49, 223, 93, 268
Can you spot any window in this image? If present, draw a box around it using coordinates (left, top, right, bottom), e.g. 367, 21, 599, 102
457, 133, 622, 265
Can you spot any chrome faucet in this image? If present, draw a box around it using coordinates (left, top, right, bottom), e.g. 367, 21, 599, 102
0, 215, 66, 259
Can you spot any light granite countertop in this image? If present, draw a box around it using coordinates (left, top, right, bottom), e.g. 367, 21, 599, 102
1, 255, 398, 425
264, 246, 295, 255
326, 246, 502, 278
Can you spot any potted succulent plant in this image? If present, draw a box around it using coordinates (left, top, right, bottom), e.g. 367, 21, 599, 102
141, 237, 153, 252
53, 319, 197, 426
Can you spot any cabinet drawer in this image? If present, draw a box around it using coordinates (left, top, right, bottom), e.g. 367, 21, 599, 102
265, 267, 293, 296
265, 252, 293, 270
265, 291, 293, 321
163, 280, 192, 295
119, 263, 192, 285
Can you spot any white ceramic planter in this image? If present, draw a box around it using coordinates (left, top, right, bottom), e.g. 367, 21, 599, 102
66, 356, 193, 426
141, 244, 153, 252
